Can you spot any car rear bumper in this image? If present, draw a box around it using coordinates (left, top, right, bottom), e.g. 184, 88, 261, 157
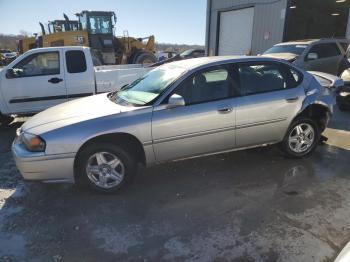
12, 141, 75, 183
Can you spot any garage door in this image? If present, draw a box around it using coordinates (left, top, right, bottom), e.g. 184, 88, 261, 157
218, 7, 254, 56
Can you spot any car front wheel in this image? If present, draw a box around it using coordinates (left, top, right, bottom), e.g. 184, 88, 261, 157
281, 118, 320, 158
76, 143, 137, 193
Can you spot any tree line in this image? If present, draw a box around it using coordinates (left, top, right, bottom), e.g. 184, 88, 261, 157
0, 33, 204, 53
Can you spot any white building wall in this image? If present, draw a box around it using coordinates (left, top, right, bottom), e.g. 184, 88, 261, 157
206, 0, 288, 55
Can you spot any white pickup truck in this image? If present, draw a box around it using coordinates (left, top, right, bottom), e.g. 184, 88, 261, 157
0, 46, 152, 125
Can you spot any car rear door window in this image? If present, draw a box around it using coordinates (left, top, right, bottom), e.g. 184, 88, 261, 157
65, 50, 87, 73
308, 43, 341, 59
237, 62, 301, 96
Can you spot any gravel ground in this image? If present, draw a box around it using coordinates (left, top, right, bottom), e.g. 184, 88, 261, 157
0, 108, 350, 262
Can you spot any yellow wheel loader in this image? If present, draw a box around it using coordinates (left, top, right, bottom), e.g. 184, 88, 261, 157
18, 36, 37, 54
18, 11, 156, 65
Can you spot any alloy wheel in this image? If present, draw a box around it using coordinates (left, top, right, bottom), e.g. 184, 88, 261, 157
86, 151, 125, 189
288, 123, 315, 154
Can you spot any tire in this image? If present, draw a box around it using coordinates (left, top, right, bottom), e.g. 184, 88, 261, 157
75, 143, 137, 193
281, 117, 320, 158
133, 51, 157, 64
0, 113, 14, 127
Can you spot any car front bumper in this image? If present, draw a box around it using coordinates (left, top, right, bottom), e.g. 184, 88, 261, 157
12, 140, 76, 183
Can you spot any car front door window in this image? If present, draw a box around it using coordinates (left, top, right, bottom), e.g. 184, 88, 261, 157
174, 66, 239, 105
11, 52, 60, 78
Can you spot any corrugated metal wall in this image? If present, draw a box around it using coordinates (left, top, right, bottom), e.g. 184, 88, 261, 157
206, 0, 288, 55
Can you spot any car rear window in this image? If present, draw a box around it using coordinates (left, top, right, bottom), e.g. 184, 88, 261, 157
65, 50, 87, 73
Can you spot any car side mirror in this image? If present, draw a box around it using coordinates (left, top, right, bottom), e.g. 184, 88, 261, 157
306, 52, 318, 61
5, 68, 16, 79
167, 94, 185, 109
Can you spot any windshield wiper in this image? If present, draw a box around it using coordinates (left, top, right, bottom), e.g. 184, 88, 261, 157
107, 84, 130, 99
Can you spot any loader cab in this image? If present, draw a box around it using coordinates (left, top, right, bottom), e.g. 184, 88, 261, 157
76, 11, 117, 64
48, 20, 79, 33
77, 11, 116, 35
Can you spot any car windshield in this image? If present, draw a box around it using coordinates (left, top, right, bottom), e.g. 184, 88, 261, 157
111, 65, 187, 106
264, 44, 307, 55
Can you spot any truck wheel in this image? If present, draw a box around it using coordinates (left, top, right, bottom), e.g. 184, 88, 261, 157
75, 143, 137, 193
281, 117, 320, 158
0, 113, 14, 127
133, 51, 157, 64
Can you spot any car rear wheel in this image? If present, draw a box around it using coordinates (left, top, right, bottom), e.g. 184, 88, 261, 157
76, 143, 137, 193
281, 118, 320, 158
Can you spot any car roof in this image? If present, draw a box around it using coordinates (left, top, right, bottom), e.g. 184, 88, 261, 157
275, 38, 348, 46
161, 56, 288, 70
24, 46, 89, 53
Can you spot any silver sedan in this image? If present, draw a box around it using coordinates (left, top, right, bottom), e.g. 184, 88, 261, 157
12, 56, 341, 193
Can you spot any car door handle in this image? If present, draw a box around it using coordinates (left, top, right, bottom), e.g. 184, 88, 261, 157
217, 106, 233, 114
285, 97, 299, 102
48, 77, 63, 84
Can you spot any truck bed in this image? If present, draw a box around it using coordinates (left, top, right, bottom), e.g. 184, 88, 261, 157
95, 64, 152, 93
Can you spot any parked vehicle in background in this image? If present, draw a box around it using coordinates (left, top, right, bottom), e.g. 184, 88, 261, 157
336, 83, 350, 110
151, 48, 205, 67
180, 49, 205, 59
1, 52, 17, 65
12, 56, 342, 193
262, 38, 350, 76
0, 46, 151, 125
156, 51, 178, 62
0, 49, 14, 66
338, 48, 350, 110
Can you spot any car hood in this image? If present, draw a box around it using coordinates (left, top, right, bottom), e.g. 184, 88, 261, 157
261, 53, 298, 62
21, 93, 138, 133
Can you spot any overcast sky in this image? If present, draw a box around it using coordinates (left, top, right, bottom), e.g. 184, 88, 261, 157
0, 0, 206, 45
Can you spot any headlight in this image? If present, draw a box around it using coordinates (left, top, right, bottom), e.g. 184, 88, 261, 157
21, 132, 46, 152
339, 91, 350, 97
